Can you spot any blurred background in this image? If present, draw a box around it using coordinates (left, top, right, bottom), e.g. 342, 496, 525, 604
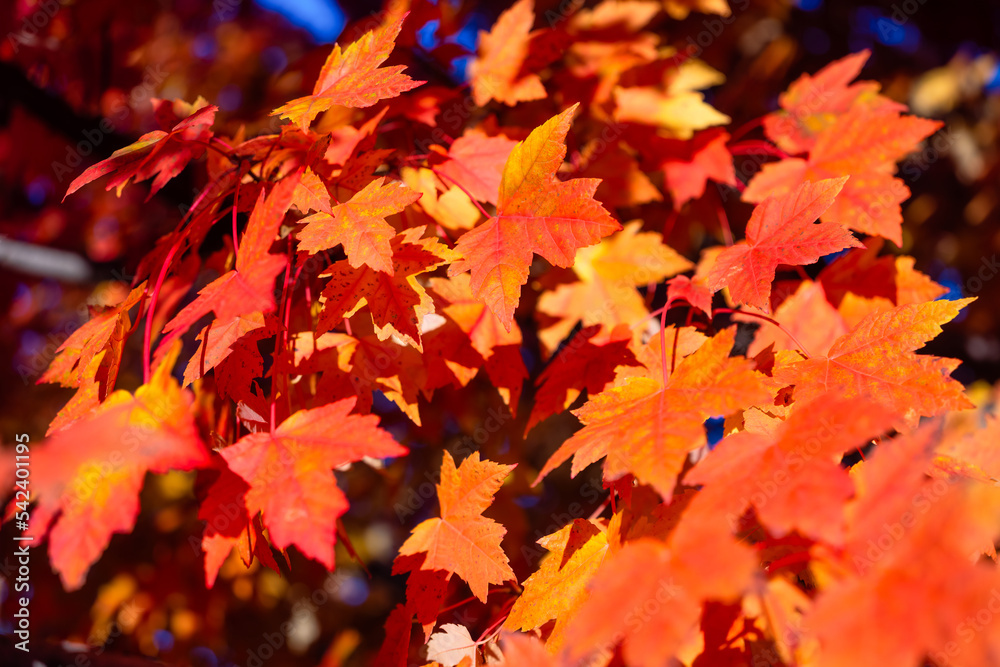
1, 0, 999, 665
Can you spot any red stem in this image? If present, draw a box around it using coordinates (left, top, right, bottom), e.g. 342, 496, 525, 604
662, 208, 679, 241
432, 166, 491, 220
659, 297, 669, 386
714, 308, 813, 359
142, 239, 182, 383
588, 497, 611, 520
476, 596, 516, 643
199, 321, 210, 380
438, 594, 478, 615
728, 116, 766, 143
714, 192, 734, 246
232, 165, 244, 255
765, 551, 812, 573
336, 520, 372, 579
728, 141, 790, 160
270, 238, 295, 430
670, 325, 680, 375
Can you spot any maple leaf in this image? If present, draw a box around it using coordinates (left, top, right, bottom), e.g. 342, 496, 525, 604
933, 417, 1000, 484
40, 283, 146, 429
774, 298, 975, 425
829, 252, 949, 329
292, 326, 426, 425
536, 220, 691, 353
213, 322, 275, 404
808, 427, 1000, 667
403, 166, 482, 231
686, 394, 897, 544
271, 13, 423, 132
428, 274, 523, 359
220, 398, 406, 569
45, 352, 106, 434
64, 105, 217, 201
577, 140, 663, 209
468, 0, 546, 107
449, 104, 620, 329
397, 452, 516, 602
375, 603, 413, 667
503, 519, 612, 650
426, 624, 478, 666
564, 513, 758, 667
298, 176, 421, 275
567, 0, 661, 33
649, 128, 737, 210
291, 167, 333, 215
534, 328, 769, 498
182, 311, 271, 386
816, 237, 897, 307
614, 80, 731, 139
199, 459, 283, 587
160, 173, 300, 349
708, 177, 861, 311
745, 104, 942, 245
316, 226, 454, 348
527, 324, 640, 433
763, 50, 905, 155
392, 552, 452, 642
12, 344, 208, 590
429, 129, 518, 205
665, 274, 713, 318
426, 274, 527, 412
894, 256, 948, 305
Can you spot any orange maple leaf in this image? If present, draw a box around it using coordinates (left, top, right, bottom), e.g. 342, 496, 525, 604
64, 105, 217, 201
182, 311, 274, 386
665, 274, 713, 319
468, 0, 546, 107
397, 451, 516, 602
39, 282, 146, 429
763, 49, 905, 155
536, 220, 690, 354
774, 298, 975, 425
626, 126, 736, 209
496, 632, 557, 666
10, 344, 208, 590
576, 140, 663, 210
534, 328, 769, 498
449, 104, 620, 330
503, 518, 613, 650
809, 426, 1000, 667
745, 105, 942, 245
686, 394, 897, 544
287, 327, 424, 425
429, 129, 517, 205
613, 84, 731, 140
564, 512, 758, 667
220, 398, 406, 569
199, 459, 283, 587
316, 226, 454, 348
271, 13, 423, 132
708, 177, 861, 311
298, 176, 421, 275
427, 273, 528, 413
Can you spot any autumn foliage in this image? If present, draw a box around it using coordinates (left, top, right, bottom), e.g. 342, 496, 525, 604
7, 1, 1000, 666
